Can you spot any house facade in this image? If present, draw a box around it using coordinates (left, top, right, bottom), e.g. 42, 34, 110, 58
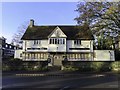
0, 37, 18, 61
15, 20, 115, 66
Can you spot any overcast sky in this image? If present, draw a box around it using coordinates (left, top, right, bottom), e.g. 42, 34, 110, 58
1, 2, 78, 43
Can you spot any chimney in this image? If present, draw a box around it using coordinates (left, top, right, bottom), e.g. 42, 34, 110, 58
29, 19, 34, 27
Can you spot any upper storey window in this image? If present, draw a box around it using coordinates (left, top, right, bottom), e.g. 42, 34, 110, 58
34, 40, 41, 45
74, 40, 81, 45
49, 38, 65, 44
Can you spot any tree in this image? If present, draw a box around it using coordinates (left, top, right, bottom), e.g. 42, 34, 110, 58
12, 21, 29, 46
75, 2, 120, 49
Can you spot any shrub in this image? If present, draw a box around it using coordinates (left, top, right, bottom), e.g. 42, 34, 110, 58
111, 61, 120, 73
62, 61, 115, 72
22, 61, 48, 71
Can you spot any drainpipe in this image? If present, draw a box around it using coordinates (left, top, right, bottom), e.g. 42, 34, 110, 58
90, 40, 93, 61
25, 40, 26, 60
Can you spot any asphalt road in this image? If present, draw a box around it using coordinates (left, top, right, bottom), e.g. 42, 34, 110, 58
2, 71, 120, 90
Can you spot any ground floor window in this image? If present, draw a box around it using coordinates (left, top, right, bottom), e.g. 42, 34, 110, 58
23, 53, 48, 60
67, 53, 91, 60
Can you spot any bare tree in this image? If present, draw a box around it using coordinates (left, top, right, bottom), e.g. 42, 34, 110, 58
12, 21, 29, 46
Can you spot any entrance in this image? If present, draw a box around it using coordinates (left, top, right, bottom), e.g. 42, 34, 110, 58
53, 54, 63, 66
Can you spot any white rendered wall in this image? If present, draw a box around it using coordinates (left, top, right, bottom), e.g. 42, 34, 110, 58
119, 41, 120, 50
94, 50, 115, 61
14, 50, 23, 59
48, 38, 66, 52
67, 40, 93, 52
23, 40, 48, 52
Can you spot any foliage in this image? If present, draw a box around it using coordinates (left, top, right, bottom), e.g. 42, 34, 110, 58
23, 61, 48, 71
2, 58, 48, 71
62, 66, 79, 71
115, 50, 120, 60
2, 58, 23, 71
62, 61, 119, 72
111, 61, 120, 73
75, 2, 120, 49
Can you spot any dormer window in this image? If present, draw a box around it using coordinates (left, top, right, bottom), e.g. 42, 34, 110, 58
49, 38, 65, 44
74, 39, 81, 45
34, 40, 41, 45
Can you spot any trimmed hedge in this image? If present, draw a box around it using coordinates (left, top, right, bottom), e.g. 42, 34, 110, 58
2, 58, 48, 71
62, 61, 120, 73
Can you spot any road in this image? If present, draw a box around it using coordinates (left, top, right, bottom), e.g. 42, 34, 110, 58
2, 71, 119, 90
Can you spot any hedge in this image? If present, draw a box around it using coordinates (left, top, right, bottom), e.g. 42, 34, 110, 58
2, 58, 48, 71
62, 61, 120, 73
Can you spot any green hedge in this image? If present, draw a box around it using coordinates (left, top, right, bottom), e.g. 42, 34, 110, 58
62, 61, 120, 73
2, 58, 48, 71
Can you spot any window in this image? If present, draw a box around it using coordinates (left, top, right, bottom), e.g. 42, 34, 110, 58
20, 53, 22, 57
34, 40, 41, 45
57, 39, 59, 44
63, 39, 65, 44
6, 44, 8, 48
55, 39, 57, 44
50, 39, 52, 44
41, 53, 43, 59
9, 45, 12, 49
28, 54, 30, 59
60, 39, 62, 44
49, 38, 65, 44
74, 40, 81, 45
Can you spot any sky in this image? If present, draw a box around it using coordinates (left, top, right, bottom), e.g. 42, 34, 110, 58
1, 2, 78, 43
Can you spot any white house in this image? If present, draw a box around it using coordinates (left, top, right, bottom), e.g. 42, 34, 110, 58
15, 20, 115, 66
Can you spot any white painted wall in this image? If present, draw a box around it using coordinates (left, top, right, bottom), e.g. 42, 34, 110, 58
23, 40, 48, 52
67, 40, 93, 52
22, 38, 67, 52
22, 40, 93, 53
48, 38, 66, 52
26, 40, 48, 48
14, 50, 23, 59
119, 41, 120, 50
94, 50, 115, 61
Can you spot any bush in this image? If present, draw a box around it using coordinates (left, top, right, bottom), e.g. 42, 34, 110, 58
111, 61, 120, 73
115, 50, 120, 61
22, 61, 48, 71
2, 58, 23, 71
62, 66, 79, 71
62, 61, 118, 72
2, 58, 48, 71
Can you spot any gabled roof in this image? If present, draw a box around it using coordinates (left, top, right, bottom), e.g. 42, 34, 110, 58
21, 25, 94, 40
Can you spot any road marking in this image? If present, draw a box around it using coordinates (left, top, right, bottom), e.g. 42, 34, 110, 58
109, 85, 118, 87
16, 74, 45, 76
93, 74, 105, 77
60, 86, 70, 90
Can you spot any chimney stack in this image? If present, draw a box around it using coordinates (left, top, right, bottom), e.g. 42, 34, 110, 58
29, 19, 34, 27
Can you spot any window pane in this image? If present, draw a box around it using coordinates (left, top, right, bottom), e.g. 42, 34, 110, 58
55, 39, 57, 44
60, 39, 62, 44
53, 39, 54, 44
74, 40, 76, 44
39, 40, 41, 44
49, 39, 51, 44
58, 39, 59, 44
63, 39, 65, 44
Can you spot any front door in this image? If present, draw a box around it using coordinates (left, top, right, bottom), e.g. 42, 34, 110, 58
53, 54, 63, 66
